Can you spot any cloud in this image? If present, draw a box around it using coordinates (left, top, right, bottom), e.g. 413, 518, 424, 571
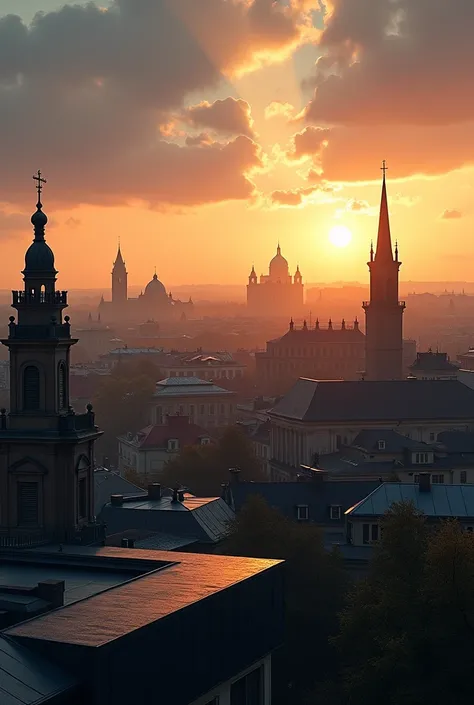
288, 126, 330, 159
65, 217, 82, 228
264, 101, 295, 119
183, 98, 255, 138
185, 133, 214, 147
0, 0, 315, 208
441, 209, 463, 220
301, 0, 474, 179
270, 183, 334, 207
347, 198, 370, 212
0, 210, 27, 237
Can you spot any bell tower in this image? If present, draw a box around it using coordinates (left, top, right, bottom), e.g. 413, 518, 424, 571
0, 173, 103, 547
362, 162, 405, 380
112, 242, 128, 309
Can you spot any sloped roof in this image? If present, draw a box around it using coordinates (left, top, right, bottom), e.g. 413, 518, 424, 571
271, 378, 474, 423
437, 430, 474, 453
0, 635, 77, 704
101, 495, 235, 543
410, 352, 458, 371
275, 327, 364, 344
126, 417, 213, 449
154, 377, 234, 397
346, 483, 474, 519
352, 429, 429, 453
230, 480, 379, 525
94, 469, 146, 516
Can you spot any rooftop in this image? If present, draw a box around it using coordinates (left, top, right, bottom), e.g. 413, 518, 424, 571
6, 547, 280, 647
119, 415, 212, 449
410, 351, 459, 371
94, 468, 146, 517
271, 378, 474, 423
346, 482, 474, 519
351, 429, 430, 453
153, 376, 235, 397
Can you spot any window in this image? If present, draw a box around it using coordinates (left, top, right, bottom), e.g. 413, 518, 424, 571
415, 452, 430, 464
330, 505, 342, 520
168, 439, 179, 451
78, 477, 87, 519
363, 523, 370, 545
209, 404, 215, 415
231, 666, 263, 705
220, 404, 225, 415
179, 405, 184, 415
201, 437, 211, 445
377, 440, 386, 450
429, 432, 435, 442
371, 524, 379, 542
23, 366, 40, 411
432, 474, 445, 484
336, 434, 342, 449
18, 482, 39, 526
461, 471, 467, 484
189, 405, 195, 417
58, 362, 66, 409
296, 505, 309, 521
200, 405, 205, 415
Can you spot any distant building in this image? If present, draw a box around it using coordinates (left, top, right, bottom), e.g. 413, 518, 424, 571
118, 414, 213, 476
363, 165, 405, 380
247, 244, 304, 317
458, 347, 474, 370
99, 245, 194, 323
162, 350, 247, 382
409, 350, 459, 380
256, 318, 365, 394
346, 479, 474, 546
1, 545, 284, 704
150, 376, 237, 428
268, 378, 474, 480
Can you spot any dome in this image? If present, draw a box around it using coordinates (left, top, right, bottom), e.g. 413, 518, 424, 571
31, 208, 48, 229
24, 240, 55, 273
144, 273, 167, 299
269, 245, 289, 281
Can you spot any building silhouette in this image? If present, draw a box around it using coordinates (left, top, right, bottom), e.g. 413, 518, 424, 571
247, 244, 304, 316
99, 245, 194, 323
0, 175, 102, 546
363, 164, 405, 380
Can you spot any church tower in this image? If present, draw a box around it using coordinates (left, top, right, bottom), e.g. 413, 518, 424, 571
112, 243, 127, 309
363, 163, 405, 380
0, 173, 103, 547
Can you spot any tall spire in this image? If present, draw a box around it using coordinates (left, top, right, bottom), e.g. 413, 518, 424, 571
374, 160, 394, 262
277, 242, 281, 256
31, 170, 48, 242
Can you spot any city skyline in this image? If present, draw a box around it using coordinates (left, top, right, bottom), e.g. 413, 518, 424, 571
1, 1, 473, 289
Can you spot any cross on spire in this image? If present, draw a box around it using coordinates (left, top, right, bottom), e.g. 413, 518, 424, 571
33, 170, 47, 206
381, 160, 388, 179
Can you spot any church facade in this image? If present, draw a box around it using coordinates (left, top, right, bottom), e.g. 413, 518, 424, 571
99, 246, 194, 323
247, 245, 304, 317
0, 174, 103, 546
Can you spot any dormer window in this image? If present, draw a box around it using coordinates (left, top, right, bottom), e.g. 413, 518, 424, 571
200, 437, 211, 446
168, 438, 179, 451
296, 505, 309, 521
377, 440, 386, 450
414, 452, 430, 464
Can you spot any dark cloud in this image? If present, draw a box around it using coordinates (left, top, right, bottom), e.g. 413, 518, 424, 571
183, 98, 255, 138
271, 185, 319, 207
184, 133, 214, 147
0, 0, 313, 207
441, 209, 463, 220
302, 0, 474, 179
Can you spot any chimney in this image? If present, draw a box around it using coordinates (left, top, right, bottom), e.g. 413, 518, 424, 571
419, 472, 431, 493
148, 483, 162, 501
177, 490, 185, 502
37, 580, 65, 609
230, 467, 241, 483
127, 538, 135, 548
172, 487, 179, 503
121, 537, 129, 548
110, 494, 124, 506
221, 482, 227, 499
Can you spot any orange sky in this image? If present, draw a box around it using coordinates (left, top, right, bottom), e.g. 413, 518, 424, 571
2, 1, 474, 290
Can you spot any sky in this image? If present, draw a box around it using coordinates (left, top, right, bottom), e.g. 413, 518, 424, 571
1, 0, 474, 290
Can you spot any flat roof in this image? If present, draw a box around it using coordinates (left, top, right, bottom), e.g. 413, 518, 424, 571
6, 547, 281, 648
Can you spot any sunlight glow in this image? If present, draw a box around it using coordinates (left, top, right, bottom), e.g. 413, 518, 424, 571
329, 225, 352, 248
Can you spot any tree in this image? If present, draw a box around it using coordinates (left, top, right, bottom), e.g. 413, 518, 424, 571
161, 425, 264, 495
319, 503, 474, 705
92, 359, 159, 463
224, 495, 347, 705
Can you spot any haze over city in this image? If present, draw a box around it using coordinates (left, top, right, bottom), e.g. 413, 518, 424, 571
2, 0, 474, 289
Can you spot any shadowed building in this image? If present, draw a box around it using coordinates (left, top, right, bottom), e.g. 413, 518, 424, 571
0, 174, 103, 546
247, 244, 304, 317
363, 163, 405, 380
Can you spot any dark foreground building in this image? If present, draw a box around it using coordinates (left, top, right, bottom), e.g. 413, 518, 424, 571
1, 546, 284, 705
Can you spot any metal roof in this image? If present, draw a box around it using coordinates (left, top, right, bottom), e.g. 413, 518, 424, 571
271, 378, 474, 422
0, 635, 77, 705
153, 377, 234, 397
346, 483, 474, 518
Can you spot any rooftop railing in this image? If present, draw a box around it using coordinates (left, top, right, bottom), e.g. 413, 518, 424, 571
12, 290, 68, 305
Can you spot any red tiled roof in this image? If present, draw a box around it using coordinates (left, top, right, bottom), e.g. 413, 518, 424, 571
133, 416, 213, 449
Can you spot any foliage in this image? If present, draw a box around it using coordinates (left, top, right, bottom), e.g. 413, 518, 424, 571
161, 425, 264, 495
224, 495, 348, 705
92, 359, 159, 463
316, 502, 474, 705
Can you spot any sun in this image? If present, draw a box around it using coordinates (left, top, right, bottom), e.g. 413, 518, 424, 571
329, 224, 352, 248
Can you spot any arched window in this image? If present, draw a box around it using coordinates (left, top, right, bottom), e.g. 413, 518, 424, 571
23, 366, 40, 411
58, 362, 66, 409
